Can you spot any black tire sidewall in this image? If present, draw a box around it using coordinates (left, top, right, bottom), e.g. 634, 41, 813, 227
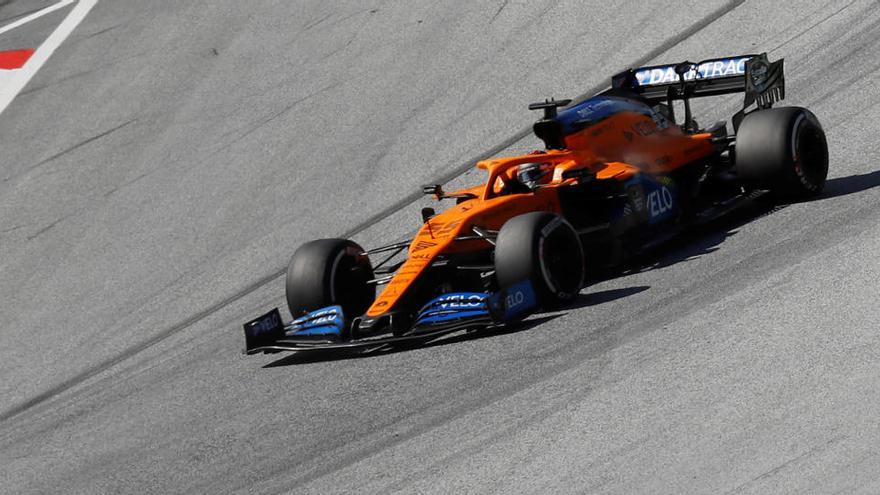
735, 107, 828, 197
495, 212, 584, 307
285, 239, 374, 319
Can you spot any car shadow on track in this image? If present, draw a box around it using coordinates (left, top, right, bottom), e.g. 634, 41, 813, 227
568, 286, 651, 310
818, 170, 880, 200
622, 197, 781, 275
618, 170, 880, 275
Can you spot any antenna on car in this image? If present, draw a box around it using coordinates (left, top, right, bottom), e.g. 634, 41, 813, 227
528, 98, 572, 120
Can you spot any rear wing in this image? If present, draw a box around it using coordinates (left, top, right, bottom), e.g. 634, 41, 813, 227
611, 53, 784, 108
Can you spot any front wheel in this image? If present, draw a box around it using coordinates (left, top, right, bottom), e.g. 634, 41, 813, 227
494, 212, 585, 308
285, 239, 374, 320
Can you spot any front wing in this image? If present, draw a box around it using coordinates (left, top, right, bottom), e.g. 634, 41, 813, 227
242, 281, 537, 355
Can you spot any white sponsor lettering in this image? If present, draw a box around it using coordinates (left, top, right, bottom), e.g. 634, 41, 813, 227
294, 308, 339, 327
635, 57, 750, 86
435, 294, 484, 310
576, 99, 613, 119
311, 314, 338, 325
647, 186, 674, 218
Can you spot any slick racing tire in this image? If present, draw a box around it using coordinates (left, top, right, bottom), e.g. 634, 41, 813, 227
735, 106, 828, 198
495, 212, 585, 308
285, 239, 374, 319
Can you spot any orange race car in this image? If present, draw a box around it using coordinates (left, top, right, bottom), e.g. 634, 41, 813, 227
243, 53, 828, 355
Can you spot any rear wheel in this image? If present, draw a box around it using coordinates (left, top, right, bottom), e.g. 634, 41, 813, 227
735, 106, 828, 198
494, 212, 585, 308
285, 239, 374, 319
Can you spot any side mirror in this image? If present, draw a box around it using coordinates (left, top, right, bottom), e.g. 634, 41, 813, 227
421, 207, 436, 223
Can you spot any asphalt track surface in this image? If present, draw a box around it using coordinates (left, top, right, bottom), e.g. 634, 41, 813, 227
1, 0, 879, 493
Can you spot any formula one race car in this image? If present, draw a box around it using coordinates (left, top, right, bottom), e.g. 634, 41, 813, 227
243, 53, 828, 355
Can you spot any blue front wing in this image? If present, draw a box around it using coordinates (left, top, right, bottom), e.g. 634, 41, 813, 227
243, 280, 539, 353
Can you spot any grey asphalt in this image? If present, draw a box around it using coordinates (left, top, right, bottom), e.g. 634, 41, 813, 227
1, 0, 879, 493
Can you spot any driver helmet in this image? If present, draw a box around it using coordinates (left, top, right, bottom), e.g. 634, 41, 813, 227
516, 162, 553, 189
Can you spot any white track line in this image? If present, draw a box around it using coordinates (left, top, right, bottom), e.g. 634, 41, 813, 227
0, 0, 75, 36
0, 0, 98, 116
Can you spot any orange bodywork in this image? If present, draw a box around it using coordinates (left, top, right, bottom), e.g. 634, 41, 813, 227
366, 99, 717, 317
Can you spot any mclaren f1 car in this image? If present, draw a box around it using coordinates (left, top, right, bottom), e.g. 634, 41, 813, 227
243, 53, 828, 355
